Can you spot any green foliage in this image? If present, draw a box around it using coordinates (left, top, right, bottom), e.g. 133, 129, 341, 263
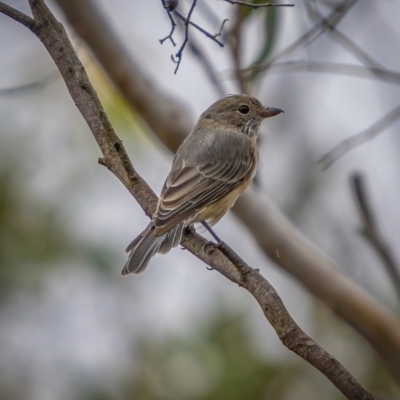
0, 161, 115, 296
103, 313, 295, 400
0, 164, 69, 292
242, 0, 280, 80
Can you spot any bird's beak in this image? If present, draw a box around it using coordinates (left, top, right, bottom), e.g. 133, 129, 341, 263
261, 107, 284, 118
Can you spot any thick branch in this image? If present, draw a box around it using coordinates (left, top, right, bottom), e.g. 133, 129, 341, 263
52, 0, 400, 384
1, 1, 378, 398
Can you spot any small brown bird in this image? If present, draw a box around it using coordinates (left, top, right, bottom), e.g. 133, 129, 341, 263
122, 95, 283, 275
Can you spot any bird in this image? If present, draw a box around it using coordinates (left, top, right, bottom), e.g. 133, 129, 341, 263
122, 94, 283, 275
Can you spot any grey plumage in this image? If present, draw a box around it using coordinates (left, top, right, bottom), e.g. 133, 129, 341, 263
123, 95, 283, 275
122, 222, 185, 275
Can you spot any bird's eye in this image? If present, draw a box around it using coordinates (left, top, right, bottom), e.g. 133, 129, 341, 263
238, 105, 250, 114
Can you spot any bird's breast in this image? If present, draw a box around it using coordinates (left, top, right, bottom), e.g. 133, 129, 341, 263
192, 145, 258, 226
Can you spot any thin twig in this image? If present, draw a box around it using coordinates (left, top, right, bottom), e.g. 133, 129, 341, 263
319, 106, 400, 169
172, 0, 197, 73
0, 71, 59, 96
214, 18, 229, 39
264, 61, 400, 85
174, 10, 225, 46
197, 0, 221, 29
223, 0, 294, 8
351, 173, 400, 303
160, 0, 177, 46
246, 0, 358, 77
304, 1, 382, 70
160, 0, 227, 52
172, 7, 226, 74
0, 1, 35, 28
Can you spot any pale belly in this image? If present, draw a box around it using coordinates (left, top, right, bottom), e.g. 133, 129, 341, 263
189, 166, 256, 226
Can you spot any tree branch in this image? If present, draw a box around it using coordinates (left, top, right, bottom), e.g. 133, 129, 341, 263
304, 1, 383, 70
320, 106, 400, 169
351, 173, 400, 303
173, 9, 225, 47
246, 0, 358, 77
0, 1, 379, 398
52, 0, 400, 384
0, 70, 58, 96
159, 0, 226, 73
266, 61, 400, 86
223, 0, 294, 8
172, 0, 197, 73
0, 1, 34, 28
159, 0, 177, 46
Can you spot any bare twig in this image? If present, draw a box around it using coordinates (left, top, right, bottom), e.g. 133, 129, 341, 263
265, 61, 400, 85
0, 2, 379, 398
0, 1, 34, 28
214, 18, 229, 39
0, 71, 58, 96
319, 106, 400, 169
197, 0, 223, 29
160, 0, 177, 46
53, 0, 400, 383
171, 2, 228, 74
223, 0, 294, 8
246, 0, 358, 77
172, 0, 197, 73
160, 0, 226, 71
351, 173, 400, 303
174, 10, 225, 46
304, 1, 382, 70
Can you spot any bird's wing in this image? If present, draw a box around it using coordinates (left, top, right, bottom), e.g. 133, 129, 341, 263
153, 127, 257, 234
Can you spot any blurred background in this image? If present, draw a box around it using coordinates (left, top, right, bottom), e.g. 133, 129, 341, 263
1, 0, 400, 399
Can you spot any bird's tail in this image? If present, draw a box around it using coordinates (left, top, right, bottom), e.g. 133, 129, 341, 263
122, 222, 185, 275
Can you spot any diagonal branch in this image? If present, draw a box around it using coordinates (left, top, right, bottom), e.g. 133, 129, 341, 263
51, 0, 400, 384
0, 1, 34, 28
266, 61, 400, 85
173, 9, 225, 47
351, 173, 400, 303
223, 0, 294, 8
0, 1, 378, 398
320, 106, 400, 169
246, 0, 358, 77
171, 0, 197, 73
304, 1, 382, 70
0, 70, 58, 96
